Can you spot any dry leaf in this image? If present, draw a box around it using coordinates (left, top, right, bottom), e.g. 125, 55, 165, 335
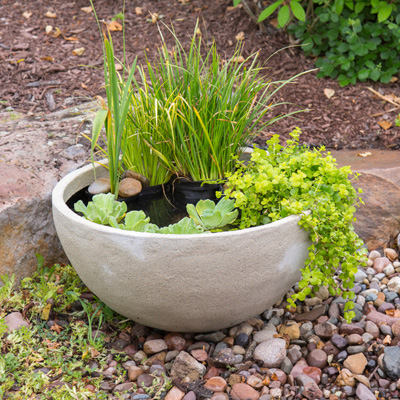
63, 35, 79, 41
227, 4, 242, 10
23, 11, 32, 19
228, 40, 233, 46
135, 7, 143, 15
270, 19, 279, 28
324, 88, 335, 99
52, 27, 62, 38
178, 0, 190, 3
383, 94, 400, 104
41, 303, 52, 321
232, 56, 245, 63
45, 25, 53, 35
390, 76, 398, 83
73, 47, 85, 56
107, 20, 123, 31
235, 31, 245, 41
41, 56, 54, 62
150, 13, 159, 24
383, 335, 392, 345
195, 27, 201, 36
115, 63, 123, 71
357, 151, 372, 158
81, 6, 92, 13
378, 120, 392, 130
81, 82, 88, 90
386, 309, 400, 317
90, 347, 100, 358
354, 374, 370, 387
45, 11, 57, 19
50, 322, 62, 333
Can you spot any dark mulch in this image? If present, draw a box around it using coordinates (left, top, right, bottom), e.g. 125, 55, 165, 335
1, 0, 399, 150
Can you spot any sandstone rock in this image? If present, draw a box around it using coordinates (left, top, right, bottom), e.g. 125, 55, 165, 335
128, 365, 143, 381
113, 382, 133, 393
339, 323, 363, 335
352, 173, 400, 250
210, 393, 229, 400
164, 333, 186, 351
170, 351, 206, 380
4, 312, 30, 332
388, 276, 400, 293
0, 102, 98, 284
143, 339, 168, 355
190, 349, 208, 362
165, 387, 185, 400
230, 383, 260, 400
306, 349, 327, 369
279, 321, 300, 340
118, 178, 142, 198
253, 329, 276, 343
295, 374, 323, 400
343, 353, 367, 374
355, 383, 376, 400
366, 309, 400, 326
384, 248, 398, 262
253, 338, 287, 368
314, 322, 338, 339
122, 170, 150, 188
364, 321, 380, 338
88, 177, 111, 194
294, 305, 327, 322
204, 377, 228, 392
373, 257, 391, 273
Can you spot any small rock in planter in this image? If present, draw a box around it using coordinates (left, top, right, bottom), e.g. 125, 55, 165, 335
118, 178, 142, 197
122, 170, 150, 188
88, 177, 111, 194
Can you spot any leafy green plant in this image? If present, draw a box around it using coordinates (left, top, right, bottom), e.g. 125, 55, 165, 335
235, 0, 400, 85
74, 193, 127, 225
234, 0, 306, 28
221, 127, 367, 321
187, 198, 238, 231
126, 23, 304, 182
89, 1, 138, 198
157, 217, 203, 234
109, 210, 159, 232
396, 114, 400, 126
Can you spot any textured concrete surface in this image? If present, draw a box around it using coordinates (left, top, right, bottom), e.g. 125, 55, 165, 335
0, 101, 96, 283
53, 162, 311, 332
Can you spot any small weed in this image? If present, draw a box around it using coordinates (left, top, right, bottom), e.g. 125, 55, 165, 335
395, 114, 400, 127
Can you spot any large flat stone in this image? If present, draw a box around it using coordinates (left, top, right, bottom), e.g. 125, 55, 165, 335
0, 101, 96, 283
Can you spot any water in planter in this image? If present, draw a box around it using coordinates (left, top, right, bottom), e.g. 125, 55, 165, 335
66, 186, 188, 227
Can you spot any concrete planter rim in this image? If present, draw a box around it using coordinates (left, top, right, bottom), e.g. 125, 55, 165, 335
53, 161, 306, 239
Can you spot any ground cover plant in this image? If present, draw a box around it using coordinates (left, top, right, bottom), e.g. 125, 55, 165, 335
235, 0, 400, 86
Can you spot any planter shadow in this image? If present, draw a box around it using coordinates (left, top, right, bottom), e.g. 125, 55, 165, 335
52, 162, 311, 332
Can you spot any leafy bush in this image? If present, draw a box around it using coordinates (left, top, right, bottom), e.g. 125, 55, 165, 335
221, 128, 367, 321
235, 0, 400, 85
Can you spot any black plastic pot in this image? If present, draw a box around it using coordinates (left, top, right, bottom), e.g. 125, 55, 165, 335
172, 178, 224, 209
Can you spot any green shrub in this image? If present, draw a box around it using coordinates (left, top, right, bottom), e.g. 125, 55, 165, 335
221, 128, 367, 321
235, 0, 400, 85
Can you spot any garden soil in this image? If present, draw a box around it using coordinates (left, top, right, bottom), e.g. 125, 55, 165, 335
0, 0, 400, 150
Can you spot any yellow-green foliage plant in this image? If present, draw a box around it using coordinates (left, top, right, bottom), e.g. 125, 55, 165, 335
222, 128, 367, 322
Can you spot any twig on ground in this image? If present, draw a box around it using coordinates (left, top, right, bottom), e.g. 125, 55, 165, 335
367, 87, 400, 108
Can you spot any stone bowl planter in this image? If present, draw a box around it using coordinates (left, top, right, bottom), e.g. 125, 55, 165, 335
52, 162, 311, 332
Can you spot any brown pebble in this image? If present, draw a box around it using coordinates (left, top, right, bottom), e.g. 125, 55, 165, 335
118, 178, 142, 197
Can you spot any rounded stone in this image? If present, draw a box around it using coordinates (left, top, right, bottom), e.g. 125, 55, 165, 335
254, 338, 287, 368
306, 349, 327, 369
88, 177, 111, 194
118, 177, 142, 197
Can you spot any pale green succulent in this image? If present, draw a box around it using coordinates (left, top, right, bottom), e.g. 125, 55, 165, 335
74, 193, 127, 225
109, 210, 159, 233
186, 198, 238, 230
157, 217, 203, 234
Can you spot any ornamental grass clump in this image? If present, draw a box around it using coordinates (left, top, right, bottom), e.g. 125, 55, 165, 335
221, 128, 367, 321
